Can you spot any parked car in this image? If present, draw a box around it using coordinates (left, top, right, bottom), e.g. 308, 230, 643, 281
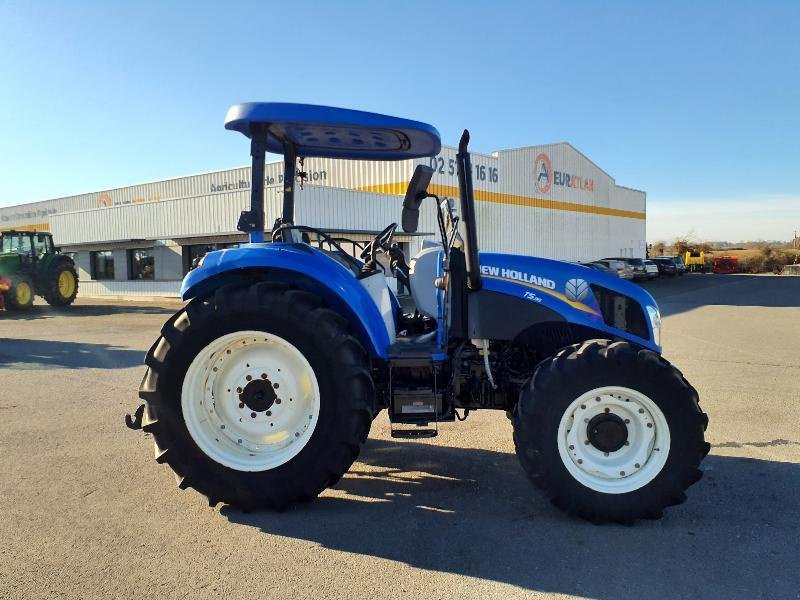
651, 257, 678, 277
582, 261, 613, 274
672, 256, 687, 275
654, 256, 685, 275
604, 257, 649, 280
643, 259, 659, 279
589, 259, 634, 280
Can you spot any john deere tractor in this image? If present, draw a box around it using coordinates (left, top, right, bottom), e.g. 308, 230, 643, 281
0, 230, 79, 310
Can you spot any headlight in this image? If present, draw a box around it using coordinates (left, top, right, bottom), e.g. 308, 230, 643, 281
646, 305, 662, 346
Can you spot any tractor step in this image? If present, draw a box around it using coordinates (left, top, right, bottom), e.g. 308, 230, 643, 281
390, 424, 438, 439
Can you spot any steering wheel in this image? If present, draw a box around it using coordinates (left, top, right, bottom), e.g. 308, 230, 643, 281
360, 223, 398, 262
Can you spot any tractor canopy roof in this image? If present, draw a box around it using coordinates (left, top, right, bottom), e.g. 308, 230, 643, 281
224, 102, 441, 161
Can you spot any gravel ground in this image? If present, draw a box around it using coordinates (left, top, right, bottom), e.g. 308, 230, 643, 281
1, 274, 798, 599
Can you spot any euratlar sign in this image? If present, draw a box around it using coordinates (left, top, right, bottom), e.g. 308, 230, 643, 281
535, 152, 595, 195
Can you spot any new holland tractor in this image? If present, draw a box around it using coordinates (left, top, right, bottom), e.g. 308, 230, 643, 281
0, 230, 78, 310
127, 103, 709, 523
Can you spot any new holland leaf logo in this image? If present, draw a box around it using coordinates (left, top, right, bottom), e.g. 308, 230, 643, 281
565, 278, 589, 302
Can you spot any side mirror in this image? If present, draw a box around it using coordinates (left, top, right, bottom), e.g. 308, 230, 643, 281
401, 164, 434, 233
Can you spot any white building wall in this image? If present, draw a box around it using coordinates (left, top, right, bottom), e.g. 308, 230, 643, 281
154, 241, 184, 281
78, 280, 182, 299
112, 249, 128, 281
8, 139, 647, 297
74, 252, 92, 281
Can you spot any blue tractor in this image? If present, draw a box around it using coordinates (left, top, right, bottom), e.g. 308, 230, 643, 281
129, 103, 709, 523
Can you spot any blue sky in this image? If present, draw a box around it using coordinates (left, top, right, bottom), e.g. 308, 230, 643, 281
0, 1, 798, 241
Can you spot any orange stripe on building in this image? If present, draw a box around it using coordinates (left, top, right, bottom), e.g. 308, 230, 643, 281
356, 183, 646, 220
0, 222, 50, 232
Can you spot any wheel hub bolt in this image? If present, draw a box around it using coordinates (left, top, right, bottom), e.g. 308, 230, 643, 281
251, 412, 257, 418
236, 387, 242, 393
624, 419, 630, 424
261, 373, 267, 379
604, 407, 610, 413
647, 423, 653, 428
620, 471, 626, 476
577, 459, 583, 464
569, 444, 574, 450
638, 408, 645, 414
580, 404, 586, 410
266, 410, 272, 416
239, 402, 245, 409
246, 375, 252, 381
635, 463, 641, 468
584, 440, 590, 445
275, 399, 281, 404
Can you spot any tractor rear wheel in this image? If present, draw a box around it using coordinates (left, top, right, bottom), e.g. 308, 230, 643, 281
138, 282, 374, 510
6, 274, 34, 310
513, 339, 709, 523
43, 258, 78, 306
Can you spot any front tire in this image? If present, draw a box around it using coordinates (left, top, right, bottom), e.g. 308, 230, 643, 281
138, 282, 374, 510
513, 339, 709, 523
6, 274, 34, 310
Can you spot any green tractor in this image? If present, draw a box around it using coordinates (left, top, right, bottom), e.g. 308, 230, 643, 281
0, 230, 79, 310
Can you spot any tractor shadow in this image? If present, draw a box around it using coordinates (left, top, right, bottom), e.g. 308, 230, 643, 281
641, 273, 800, 317
0, 302, 177, 321
223, 440, 800, 599
0, 338, 144, 369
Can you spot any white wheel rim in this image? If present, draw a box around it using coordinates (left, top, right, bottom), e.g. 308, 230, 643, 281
181, 330, 320, 472
557, 386, 670, 494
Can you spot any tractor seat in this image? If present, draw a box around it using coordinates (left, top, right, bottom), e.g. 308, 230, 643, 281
408, 244, 442, 320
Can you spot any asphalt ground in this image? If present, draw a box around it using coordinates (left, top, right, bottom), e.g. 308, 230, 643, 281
1, 273, 798, 599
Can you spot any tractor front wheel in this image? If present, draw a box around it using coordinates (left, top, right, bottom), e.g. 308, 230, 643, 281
513, 339, 709, 523
138, 282, 374, 510
6, 274, 34, 310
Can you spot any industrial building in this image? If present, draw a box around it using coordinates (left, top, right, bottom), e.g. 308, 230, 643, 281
0, 142, 646, 298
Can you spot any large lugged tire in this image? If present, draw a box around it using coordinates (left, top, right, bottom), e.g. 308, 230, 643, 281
5, 273, 34, 310
138, 282, 374, 510
42, 257, 78, 307
513, 339, 709, 523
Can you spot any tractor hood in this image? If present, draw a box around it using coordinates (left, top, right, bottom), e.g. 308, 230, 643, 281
0, 252, 21, 277
478, 253, 662, 351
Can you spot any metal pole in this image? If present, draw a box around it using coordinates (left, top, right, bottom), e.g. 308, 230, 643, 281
282, 146, 297, 224
247, 135, 267, 243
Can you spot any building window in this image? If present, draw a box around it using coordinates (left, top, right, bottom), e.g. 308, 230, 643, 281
128, 248, 155, 280
91, 251, 115, 280
182, 243, 239, 274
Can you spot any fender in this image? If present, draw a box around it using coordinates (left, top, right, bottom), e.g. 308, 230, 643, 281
478, 253, 660, 352
181, 243, 393, 358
